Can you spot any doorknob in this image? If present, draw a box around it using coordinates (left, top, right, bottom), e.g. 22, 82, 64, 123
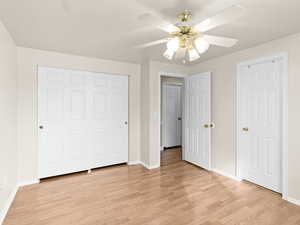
178, 117, 182, 121
39, 125, 44, 130
204, 124, 213, 128
242, 127, 249, 131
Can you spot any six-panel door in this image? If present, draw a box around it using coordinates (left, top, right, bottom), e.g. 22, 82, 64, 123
184, 72, 211, 170
238, 58, 282, 192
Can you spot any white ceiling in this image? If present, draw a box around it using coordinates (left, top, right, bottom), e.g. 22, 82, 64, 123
1, 0, 300, 65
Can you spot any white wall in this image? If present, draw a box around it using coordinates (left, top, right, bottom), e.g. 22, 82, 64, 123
190, 32, 300, 201
0, 21, 18, 223
17, 47, 141, 183
140, 62, 150, 166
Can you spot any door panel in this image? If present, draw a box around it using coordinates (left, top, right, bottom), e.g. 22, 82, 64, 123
238, 58, 282, 192
38, 67, 128, 178
184, 72, 211, 170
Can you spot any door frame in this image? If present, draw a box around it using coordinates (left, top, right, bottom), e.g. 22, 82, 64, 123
159, 72, 187, 164
236, 53, 288, 199
161, 83, 183, 149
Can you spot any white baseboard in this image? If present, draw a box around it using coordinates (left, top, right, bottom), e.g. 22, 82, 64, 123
0, 186, 18, 225
127, 161, 141, 166
128, 161, 160, 170
287, 197, 300, 207
147, 164, 160, 169
212, 168, 242, 182
140, 161, 160, 170
18, 179, 40, 187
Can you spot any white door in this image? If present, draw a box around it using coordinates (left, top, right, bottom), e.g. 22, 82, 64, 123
162, 84, 182, 148
38, 67, 128, 178
237, 56, 283, 193
184, 72, 211, 170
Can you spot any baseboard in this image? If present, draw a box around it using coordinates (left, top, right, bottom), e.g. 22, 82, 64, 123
212, 168, 242, 182
18, 179, 40, 187
0, 185, 18, 225
147, 164, 160, 169
128, 161, 160, 170
287, 197, 300, 206
127, 161, 141, 166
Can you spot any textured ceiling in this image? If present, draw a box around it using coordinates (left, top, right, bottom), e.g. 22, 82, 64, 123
1, 0, 300, 65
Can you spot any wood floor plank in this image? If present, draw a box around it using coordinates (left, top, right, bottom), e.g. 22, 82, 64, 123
4, 148, 300, 225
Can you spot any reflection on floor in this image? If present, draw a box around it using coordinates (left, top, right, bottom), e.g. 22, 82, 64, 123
4, 148, 300, 225
160, 147, 182, 166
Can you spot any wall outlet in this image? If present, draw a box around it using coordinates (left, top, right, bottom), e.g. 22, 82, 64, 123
0, 176, 7, 190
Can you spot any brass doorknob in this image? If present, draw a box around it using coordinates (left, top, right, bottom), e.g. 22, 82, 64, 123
242, 127, 249, 131
204, 124, 213, 128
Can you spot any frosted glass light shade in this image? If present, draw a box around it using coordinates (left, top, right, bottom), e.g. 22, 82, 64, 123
189, 49, 200, 61
163, 48, 176, 60
195, 38, 210, 54
166, 37, 180, 52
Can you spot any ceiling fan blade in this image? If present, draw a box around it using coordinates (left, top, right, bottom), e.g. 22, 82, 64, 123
135, 39, 168, 49
203, 35, 238, 47
157, 22, 180, 33
194, 5, 244, 32
134, 0, 179, 33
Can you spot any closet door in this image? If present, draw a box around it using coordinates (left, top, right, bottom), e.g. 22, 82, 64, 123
38, 67, 90, 178
89, 73, 128, 168
237, 57, 282, 192
38, 67, 128, 178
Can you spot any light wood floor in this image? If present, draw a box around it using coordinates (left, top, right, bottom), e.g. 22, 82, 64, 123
4, 148, 300, 225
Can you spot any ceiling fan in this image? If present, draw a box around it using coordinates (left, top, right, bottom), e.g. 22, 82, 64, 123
137, 5, 244, 63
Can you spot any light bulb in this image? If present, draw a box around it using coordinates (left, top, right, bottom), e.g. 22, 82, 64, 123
167, 37, 180, 52
163, 48, 175, 60
195, 38, 210, 54
188, 48, 200, 61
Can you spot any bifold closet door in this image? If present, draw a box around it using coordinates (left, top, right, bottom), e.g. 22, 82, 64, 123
38, 67, 128, 179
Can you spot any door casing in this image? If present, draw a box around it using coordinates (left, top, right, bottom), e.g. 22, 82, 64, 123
159, 72, 187, 163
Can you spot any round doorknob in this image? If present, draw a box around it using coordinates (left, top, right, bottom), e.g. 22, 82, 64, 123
39, 125, 44, 129
242, 127, 249, 131
204, 124, 213, 128
124, 121, 128, 125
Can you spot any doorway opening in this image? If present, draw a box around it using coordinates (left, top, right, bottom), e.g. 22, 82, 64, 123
160, 75, 184, 166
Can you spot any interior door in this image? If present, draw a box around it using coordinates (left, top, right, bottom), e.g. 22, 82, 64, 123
238, 57, 282, 193
162, 84, 182, 148
184, 72, 211, 170
89, 72, 128, 168
38, 67, 128, 178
